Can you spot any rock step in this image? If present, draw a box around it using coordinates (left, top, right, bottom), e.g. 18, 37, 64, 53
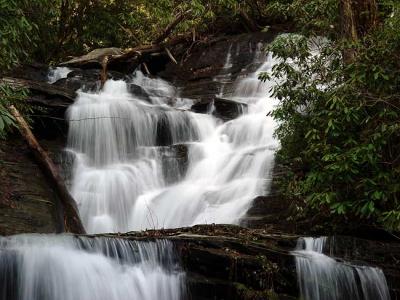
191, 97, 247, 121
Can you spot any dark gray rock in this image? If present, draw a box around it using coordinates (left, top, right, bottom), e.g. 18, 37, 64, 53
7, 63, 49, 82
0, 137, 61, 235
126, 83, 152, 102
191, 97, 247, 121
159, 32, 277, 107
54, 68, 126, 92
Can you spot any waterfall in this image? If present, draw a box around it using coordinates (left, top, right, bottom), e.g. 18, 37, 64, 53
1, 40, 394, 300
66, 79, 214, 232
67, 46, 278, 233
0, 235, 185, 300
293, 237, 390, 300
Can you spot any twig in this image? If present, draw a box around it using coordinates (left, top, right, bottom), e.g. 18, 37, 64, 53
165, 47, 178, 64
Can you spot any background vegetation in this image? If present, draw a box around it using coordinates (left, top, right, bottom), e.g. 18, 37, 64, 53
1, 0, 281, 64
263, 0, 400, 231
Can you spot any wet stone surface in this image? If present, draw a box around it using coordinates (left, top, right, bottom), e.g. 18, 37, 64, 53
0, 137, 60, 235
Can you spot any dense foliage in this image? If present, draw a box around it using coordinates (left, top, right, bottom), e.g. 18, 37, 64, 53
263, 1, 400, 230
0, 0, 37, 137
16, 0, 271, 62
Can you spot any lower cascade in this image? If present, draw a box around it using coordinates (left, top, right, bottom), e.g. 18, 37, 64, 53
293, 237, 390, 300
0, 235, 185, 300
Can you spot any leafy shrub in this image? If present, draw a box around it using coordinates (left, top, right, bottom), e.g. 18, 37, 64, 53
263, 1, 400, 230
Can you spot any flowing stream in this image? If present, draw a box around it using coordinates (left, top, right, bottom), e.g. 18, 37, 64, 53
293, 237, 390, 300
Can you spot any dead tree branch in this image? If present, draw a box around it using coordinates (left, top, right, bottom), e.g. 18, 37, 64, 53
9, 105, 86, 234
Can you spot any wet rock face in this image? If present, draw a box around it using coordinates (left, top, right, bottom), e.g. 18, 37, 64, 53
148, 144, 189, 185
8, 63, 50, 82
126, 83, 152, 102
240, 164, 289, 230
0, 138, 60, 235
164, 144, 189, 183
54, 69, 126, 92
184, 246, 297, 300
160, 32, 277, 105
161, 32, 276, 82
213, 97, 248, 121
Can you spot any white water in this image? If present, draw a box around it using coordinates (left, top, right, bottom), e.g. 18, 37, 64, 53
0, 235, 185, 300
293, 237, 390, 300
47, 67, 72, 84
67, 47, 278, 233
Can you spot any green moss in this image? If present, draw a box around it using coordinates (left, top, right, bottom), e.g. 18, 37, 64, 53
234, 282, 280, 300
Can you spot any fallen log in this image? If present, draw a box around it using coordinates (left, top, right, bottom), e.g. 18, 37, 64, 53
59, 30, 193, 72
59, 47, 124, 67
59, 44, 163, 79
8, 105, 85, 234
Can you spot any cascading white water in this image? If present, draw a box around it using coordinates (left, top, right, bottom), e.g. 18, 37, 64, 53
67, 44, 278, 233
47, 67, 72, 84
293, 237, 390, 300
67, 79, 214, 232
0, 235, 185, 300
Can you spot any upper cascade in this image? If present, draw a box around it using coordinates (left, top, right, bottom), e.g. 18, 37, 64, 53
66, 42, 279, 234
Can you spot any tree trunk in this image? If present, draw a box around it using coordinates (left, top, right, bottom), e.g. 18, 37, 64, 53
8, 105, 86, 234
239, 8, 259, 32
340, 0, 378, 63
